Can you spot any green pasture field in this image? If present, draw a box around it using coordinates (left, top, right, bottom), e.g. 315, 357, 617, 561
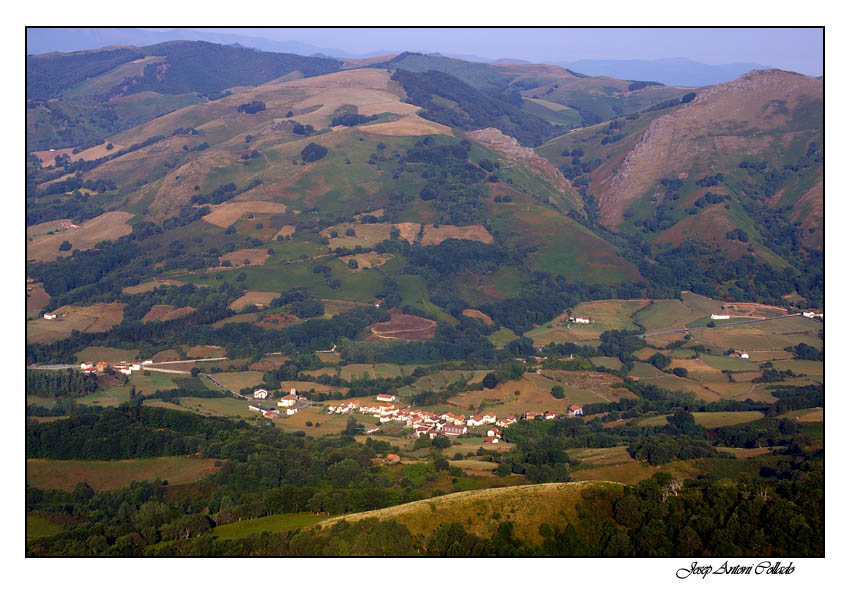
177, 397, 253, 418
645, 375, 724, 402
687, 372, 758, 398
179, 258, 385, 303
628, 362, 665, 378
78, 386, 132, 407
211, 513, 332, 541
633, 300, 699, 331
26, 515, 66, 542
527, 299, 647, 345
396, 274, 457, 324
208, 371, 267, 390
589, 357, 623, 369
636, 411, 765, 427
680, 292, 724, 315
273, 407, 375, 435
699, 354, 760, 372
686, 316, 753, 328
772, 359, 822, 381
339, 363, 375, 380
129, 371, 178, 394
488, 327, 518, 348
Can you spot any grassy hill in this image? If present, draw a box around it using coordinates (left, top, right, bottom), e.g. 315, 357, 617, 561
319, 481, 623, 545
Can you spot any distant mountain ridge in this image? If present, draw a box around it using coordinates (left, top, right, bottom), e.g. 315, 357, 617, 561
555, 58, 772, 87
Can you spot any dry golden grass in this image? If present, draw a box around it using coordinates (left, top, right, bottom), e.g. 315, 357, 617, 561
26, 283, 50, 319
218, 248, 271, 268
274, 225, 296, 239
184, 345, 226, 359
201, 201, 289, 228
322, 298, 373, 316
229, 291, 280, 311
27, 303, 125, 343
319, 481, 622, 545
26, 211, 133, 262
420, 224, 494, 246
270, 69, 420, 128
395, 222, 420, 244
26, 457, 219, 492
668, 358, 717, 372
359, 113, 454, 137
462, 309, 494, 325
449, 459, 499, 476
141, 305, 196, 323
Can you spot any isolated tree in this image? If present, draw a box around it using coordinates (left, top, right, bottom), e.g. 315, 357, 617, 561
432, 435, 451, 450
59, 240, 72, 251
551, 385, 565, 399
482, 373, 499, 389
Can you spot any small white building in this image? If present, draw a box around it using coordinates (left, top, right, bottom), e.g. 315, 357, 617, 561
376, 394, 397, 403
142, 359, 153, 365
43, 313, 57, 320
278, 388, 300, 407
710, 314, 731, 320
569, 316, 591, 324
568, 405, 584, 417
253, 388, 269, 400
80, 362, 94, 370
740, 352, 750, 359
286, 407, 299, 416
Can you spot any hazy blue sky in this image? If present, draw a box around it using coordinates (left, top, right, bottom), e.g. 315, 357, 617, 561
195, 27, 823, 75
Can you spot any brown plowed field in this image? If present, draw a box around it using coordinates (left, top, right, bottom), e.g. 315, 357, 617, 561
462, 309, 494, 325
141, 305, 196, 322
420, 224, 493, 246
201, 201, 289, 228
367, 308, 436, 341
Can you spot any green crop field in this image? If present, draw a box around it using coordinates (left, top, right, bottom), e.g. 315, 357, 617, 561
212, 513, 332, 541
488, 327, 518, 348
680, 292, 724, 315
633, 299, 700, 331
78, 386, 132, 407
628, 362, 665, 378
209, 371, 266, 390
699, 354, 760, 372
26, 515, 66, 542
590, 357, 623, 369
637, 411, 764, 427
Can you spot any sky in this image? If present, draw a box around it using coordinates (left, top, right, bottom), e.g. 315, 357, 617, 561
194, 27, 823, 75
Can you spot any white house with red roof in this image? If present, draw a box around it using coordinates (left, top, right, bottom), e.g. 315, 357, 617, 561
376, 394, 397, 403
467, 415, 486, 428
486, 427, 502, 438
496, 415, 517, 428
568, 404, 583, 417
485, 436, 500, 444
253, 388, 269, 400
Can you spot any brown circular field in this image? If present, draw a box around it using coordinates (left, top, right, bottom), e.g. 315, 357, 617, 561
368, 308, 437, 341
